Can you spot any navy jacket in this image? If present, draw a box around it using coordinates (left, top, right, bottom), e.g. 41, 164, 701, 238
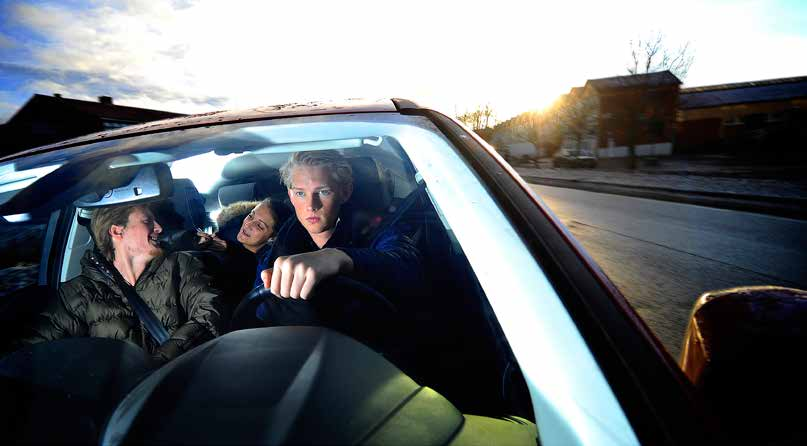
252, 243, 273, 289
252, 208, 422, 299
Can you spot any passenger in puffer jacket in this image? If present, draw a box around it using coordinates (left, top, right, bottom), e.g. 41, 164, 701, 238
214, 200, 261, 244
20, 204, 223, 365
194, 199, 292, 307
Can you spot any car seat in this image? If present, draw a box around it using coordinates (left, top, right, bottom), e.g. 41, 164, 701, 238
344, 157, 397, 243
150, 179, 215, 253
218, 183, 257, 209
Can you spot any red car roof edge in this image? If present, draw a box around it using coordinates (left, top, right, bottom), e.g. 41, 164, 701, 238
0, 99, 400, 164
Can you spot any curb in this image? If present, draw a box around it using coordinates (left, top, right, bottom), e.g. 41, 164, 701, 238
521, 176, 807, 220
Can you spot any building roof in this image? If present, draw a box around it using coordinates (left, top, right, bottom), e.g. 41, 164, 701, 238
569, 87, 585, 97
6, 94, 186, 124
679, 75, 807, 109
585, 71, 682, 91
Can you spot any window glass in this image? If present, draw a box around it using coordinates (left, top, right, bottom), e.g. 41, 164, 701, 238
0, 113, 637, 445
0, 222, 46, 297
509, 92, 807, 364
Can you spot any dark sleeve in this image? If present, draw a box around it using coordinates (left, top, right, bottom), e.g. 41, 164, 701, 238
253, 245, 275, 289
153, 253, 224, 363
17, 284, 89, 346
252, 218, 299, 288
338, 227, 423, 298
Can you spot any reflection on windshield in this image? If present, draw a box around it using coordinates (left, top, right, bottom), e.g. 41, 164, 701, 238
0, 163, 62, 205
169, 151, 240, 194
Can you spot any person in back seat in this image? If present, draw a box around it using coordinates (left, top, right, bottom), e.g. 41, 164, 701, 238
19, 204, 223, 365
214, 200, 261, 244
231, 150, 422, 337
195, 199, 291, 304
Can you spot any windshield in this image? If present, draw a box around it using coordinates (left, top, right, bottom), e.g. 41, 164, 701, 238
0, 112, 638, 445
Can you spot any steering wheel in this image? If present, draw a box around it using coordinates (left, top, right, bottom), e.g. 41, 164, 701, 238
232, 276, 398, 350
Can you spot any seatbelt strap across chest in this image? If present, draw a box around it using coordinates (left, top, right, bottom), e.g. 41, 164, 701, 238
88, 251, 170, 346
118, 282, 170, 346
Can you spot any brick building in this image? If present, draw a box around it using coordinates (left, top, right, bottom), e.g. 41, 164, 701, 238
677, 76, 807, 157
560, 71, 682, 162
589, 71, 681, 159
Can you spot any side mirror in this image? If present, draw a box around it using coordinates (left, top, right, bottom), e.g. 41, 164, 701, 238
680, 286, 807, 444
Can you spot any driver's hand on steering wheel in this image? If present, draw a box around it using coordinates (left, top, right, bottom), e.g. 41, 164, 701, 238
261, 249, 354, 299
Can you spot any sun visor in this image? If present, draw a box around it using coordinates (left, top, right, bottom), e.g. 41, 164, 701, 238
74, 163, 173, 209
0, 160, 174, 220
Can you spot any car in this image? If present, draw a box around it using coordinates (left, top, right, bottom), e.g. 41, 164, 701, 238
0, 99, 803, 445
552, 154, 598, 168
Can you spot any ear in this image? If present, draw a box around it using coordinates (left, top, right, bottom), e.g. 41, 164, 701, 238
109, 224, 125, 241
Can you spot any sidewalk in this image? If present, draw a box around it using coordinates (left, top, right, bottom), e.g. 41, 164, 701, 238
515, 166, 807, 219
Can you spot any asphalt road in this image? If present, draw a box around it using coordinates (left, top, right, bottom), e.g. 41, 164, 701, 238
530, 184, 807, 359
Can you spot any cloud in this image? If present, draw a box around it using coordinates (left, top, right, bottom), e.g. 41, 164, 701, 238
170, 0, 197, 10
0, 33, 14, 50
159, 44, 190, 60
6, 1, 226, 112
0, 100, 18, 123
1, 0, 806, 122
0, 62, 227, 111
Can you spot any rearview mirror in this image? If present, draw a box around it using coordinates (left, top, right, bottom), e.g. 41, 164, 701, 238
680, 286, 807, 444
74, 164, 173, 208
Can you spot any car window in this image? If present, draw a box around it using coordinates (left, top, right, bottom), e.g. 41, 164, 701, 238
0, 221, 46, 297
0, 112, 637, 446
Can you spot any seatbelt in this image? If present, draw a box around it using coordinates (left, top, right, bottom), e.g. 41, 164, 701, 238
372, 176, 427, 242
87, 250, 170, 346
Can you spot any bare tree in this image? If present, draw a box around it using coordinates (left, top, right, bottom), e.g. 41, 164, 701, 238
510, 111, 541, 149
457, 103, 495, 131
613, 32, 694, 169
552, 91, 598, 157
491, 97, 596, 162
628, 31, 694, 80
491, 111, 544, 163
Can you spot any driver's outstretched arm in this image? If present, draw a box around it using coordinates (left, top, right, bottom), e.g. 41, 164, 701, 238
263, 248, 353, 300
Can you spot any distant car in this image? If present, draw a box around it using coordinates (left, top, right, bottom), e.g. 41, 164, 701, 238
0, 99, 803, 445
552, 154, 597, 168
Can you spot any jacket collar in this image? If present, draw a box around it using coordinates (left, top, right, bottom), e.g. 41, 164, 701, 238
81, 249, 166, 288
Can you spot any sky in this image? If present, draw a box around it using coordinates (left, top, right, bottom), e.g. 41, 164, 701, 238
1, 0, 806, 124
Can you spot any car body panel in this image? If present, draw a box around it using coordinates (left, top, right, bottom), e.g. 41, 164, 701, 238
0, 99, 399, 164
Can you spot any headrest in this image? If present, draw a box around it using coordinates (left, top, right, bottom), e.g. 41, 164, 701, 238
170, 179, 208, 230
76, 208, 93, 228
218, 183, 256, 207
348, 157, 392, 212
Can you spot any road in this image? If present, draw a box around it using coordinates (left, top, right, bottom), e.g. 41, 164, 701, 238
530, 184, 807, 359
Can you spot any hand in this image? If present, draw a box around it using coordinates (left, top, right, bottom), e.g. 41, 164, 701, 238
260, 249, 353, 300
197, 232, 227, 251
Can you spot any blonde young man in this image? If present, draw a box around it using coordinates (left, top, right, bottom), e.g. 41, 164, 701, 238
232, 150, 421, 334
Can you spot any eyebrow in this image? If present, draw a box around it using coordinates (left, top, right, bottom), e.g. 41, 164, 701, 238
251, 212, 271, 229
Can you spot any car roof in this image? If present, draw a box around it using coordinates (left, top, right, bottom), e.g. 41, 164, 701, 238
1, 98, 425, 163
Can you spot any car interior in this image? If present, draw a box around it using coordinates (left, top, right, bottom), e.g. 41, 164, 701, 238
0, 129, 536, 443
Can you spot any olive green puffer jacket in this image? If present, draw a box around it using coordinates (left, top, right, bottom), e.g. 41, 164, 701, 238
21, 250, 223, 363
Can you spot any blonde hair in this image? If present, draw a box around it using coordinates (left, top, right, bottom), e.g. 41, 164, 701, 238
279, 150, 353, 190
